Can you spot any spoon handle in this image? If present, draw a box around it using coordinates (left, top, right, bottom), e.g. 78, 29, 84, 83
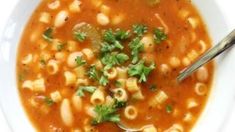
177, 29, 235, 82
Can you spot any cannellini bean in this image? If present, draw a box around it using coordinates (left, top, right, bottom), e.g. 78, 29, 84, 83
196, 66, 208, 82
69, 0, 81, 13
60, 99, 74, 126
48, 0, 60, 10
72, 94, 82, 111
159, 64, 171, 75
22, 54, 33, 65
39, 12, 51, 24
67, 52, 83, 68
67, 40, 78, 52
97, 13, 110, 26
54, 10, 69, 28
169, 57, 181, 68
111, 14, 125, 25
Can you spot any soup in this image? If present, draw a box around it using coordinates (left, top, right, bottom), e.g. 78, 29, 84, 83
17, 0, 214, 131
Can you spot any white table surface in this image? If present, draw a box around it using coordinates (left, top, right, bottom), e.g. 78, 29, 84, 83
0, 0, 235, 131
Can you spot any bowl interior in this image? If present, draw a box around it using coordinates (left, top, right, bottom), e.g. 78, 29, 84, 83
0, 0, 235, 131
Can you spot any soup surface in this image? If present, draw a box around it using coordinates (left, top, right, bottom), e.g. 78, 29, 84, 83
17, 0, 214, 131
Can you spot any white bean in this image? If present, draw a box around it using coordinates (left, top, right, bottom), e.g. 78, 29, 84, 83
97, 13, 110, 26
60, 99, 74, 126
54, 10, 69, 28
196, 66, 208, 82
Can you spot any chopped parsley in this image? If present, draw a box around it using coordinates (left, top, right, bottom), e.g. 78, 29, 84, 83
113, 99, 127, 109
87, 65, 99, 80
75, 56, 86, 66
166, 104, 173, 113
128, 60, 156, 82
56, 44, 64, 51
42, 27, 53, 42
99, 75, 109, 86
115, 29, 130, 40
74, 31, 87, 42
101, 52, 129, 70
128, 37, 144, 64
153, 28, 167, 44
115, 81, 122, 87
76, 86, 97, 97
132, 24, 148, 37
44, 97, 54, 106
91, 104, 120, 125
39, 59, 46, 66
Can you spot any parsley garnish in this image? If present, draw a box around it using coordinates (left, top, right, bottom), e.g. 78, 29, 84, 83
113, 99, 127, 108
44, 97, 54, 106
42, 27, 53, 42
57, 44, 64, 51
99, 75, 109, 86
166, 104, 173, 113
87, 65, 99, 80
128, 60, 156, 82
132, 24, 148, 37
101, 52, 129, 70
75, 56, 86, 66
115, 29, 130, 40
76, 86, 97, 97
128, 37, 144, 64
91, 104, 120, 125
153, 28, 167, 44
74, 31, 87, 42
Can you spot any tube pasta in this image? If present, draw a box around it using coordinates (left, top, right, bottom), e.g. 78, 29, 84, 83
64, 71, 77, 86
100, 5, 110, 15
39, 12, 51, 24
132, 90, 145, 100
159, 64, 171, 75
67, 52, 83, 68
112, 88, 128, 102
105, 95, 115, 106
116, 67, 128, 79
74, 66, 86, 78
22, 80, 33, 90
187, 50, 199, 62
90, 88, 105, 105
33, 78, 46, 92
111, 14, 125, 25
82, 48, 94, 61
143, 125, 158, 132
48, 0, 60, 10
72, 94, 82, 111
104, 67, 117, 80
183, 112, 193, 122
198, 40, 207, 54
76, 78, 89, 86
55, 52, 67, 62
187, 17, 199, 29
124, 105, 138, 120
126, 77, 139, 93
94, 60, 103, 70
178, 9, 190, 20
46, 59, 59, 75
91, 0, 102, 8
50, 91, 62, 103
116, 79, 126, 88
194, 82, 207, 96
182, 57, 191, 66
164, 124, 183, 132
67, 40, 78, 52
149, 90, 168, 107
22, 54, 33, 65
60, 99, 74, 127
169, 57, 181, 68
187, 98, 198, 109
69, 0, 81, 13
85, 106, 97, 118
96, 13, 110, 26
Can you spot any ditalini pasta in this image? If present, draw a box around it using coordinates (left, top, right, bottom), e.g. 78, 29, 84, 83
17, 0, 214, 131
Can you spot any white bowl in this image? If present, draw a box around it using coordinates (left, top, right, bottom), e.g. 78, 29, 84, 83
0, 0, 235, 131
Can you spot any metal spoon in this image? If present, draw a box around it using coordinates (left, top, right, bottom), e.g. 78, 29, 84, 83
117, 123, 153, 132
177, 29, 235, 82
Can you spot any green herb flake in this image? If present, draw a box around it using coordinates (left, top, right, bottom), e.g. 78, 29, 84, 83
166, 104, 173, 113
91, 104, 120, 125
44, 97, 54, 106
115, 29, 130, 40
132, 24, 148, 37
76, 86, 97, 97
128, 37, 144, 64
75, 56, 86, 66
99, 75, 109, 86
57, 44, 64, 51
128, 60, 156, 82
87, 65, 99, 80
42, 27, 53, 42
115, 81, 122, 87
153, 28, 167, 44
113, 99, 127, 109
74, 31, 87, 42
40, 59, 46, 66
